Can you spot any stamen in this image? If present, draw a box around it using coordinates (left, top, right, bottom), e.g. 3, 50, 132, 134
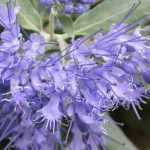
131, 101, 141, 120
65, 120, 73, 144
4, 134, 20, 150
117, 0, 141, 26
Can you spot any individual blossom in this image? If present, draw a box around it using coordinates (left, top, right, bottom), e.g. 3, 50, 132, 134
0, 1, 18, 29
23, 33, 45, 60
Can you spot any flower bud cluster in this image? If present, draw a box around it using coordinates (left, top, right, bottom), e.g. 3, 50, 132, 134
40, 0, 96, 14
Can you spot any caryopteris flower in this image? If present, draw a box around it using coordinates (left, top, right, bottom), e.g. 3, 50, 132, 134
0, 1, 150, 150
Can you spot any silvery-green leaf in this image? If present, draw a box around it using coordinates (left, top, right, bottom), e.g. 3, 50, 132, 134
105, 115, 138, 150
16, 0, 42, 32
74, 0, 150, 36
1, 0, 8, 4
58, 14, 74, 38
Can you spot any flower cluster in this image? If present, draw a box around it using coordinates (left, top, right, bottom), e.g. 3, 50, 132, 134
0, 1, 150, 150
40, 0, 96, 14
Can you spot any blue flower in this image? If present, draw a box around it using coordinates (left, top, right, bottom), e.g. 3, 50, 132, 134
0, 26, 21, 54
0, 1, 17, 29
23, 33, 45, 60
0, 1, 150, 150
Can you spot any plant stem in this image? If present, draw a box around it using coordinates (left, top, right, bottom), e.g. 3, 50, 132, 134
49, 7, 55, 40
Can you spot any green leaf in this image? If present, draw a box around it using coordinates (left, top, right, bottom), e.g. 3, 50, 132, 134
31, 0, 48, 19
74, 0, 150, 36
0, 0, 8, 4
31, 0, 40, 10
105, 115, 138, 150
58, 14, 74, 38
16, 0, 42, 32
